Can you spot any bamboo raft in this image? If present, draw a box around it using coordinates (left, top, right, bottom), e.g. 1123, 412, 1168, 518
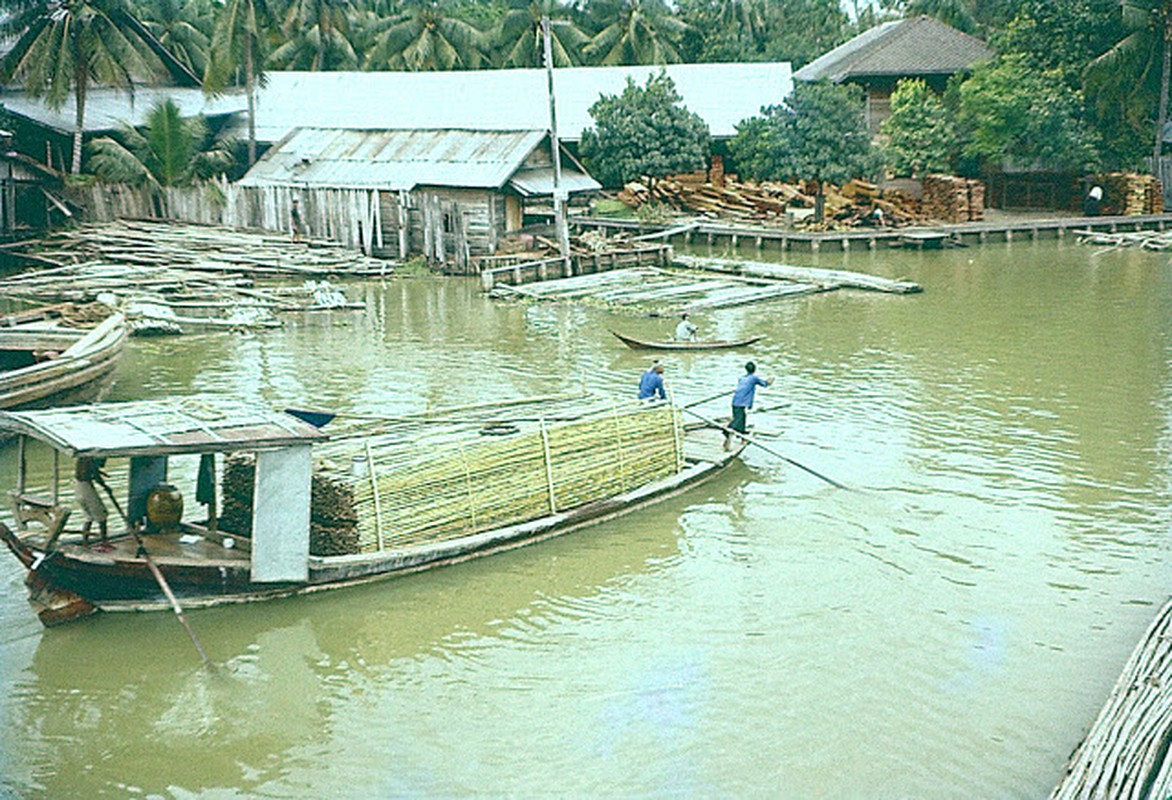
1, 221, 374, 332
1076, 229, 1172, 251
1050, 597, 1172, 799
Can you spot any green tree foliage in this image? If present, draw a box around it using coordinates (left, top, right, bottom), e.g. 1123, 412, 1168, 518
491, 0, 588, 67
204, 0, 270, 166
728, 80, 874, 220
903, 0, 976, 33
1086, 0, 1172, 163
87, 97, 235, 187
677, 0, 846, 66
362, 0, 489, 70
581, 0, 689, 66
135, 0, 214, 78
956, 53, 1101, 172
0, 0, 164, 175
268, 0, 360, 70
579, 72, 710, 187
881, 78, 956, 176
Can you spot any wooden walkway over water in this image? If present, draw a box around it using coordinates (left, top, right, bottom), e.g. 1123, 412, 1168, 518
571, 213, 1172, 253
1050, 597, 1172, 799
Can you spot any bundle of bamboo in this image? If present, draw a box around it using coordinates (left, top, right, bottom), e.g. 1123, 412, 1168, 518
330, 403, 681, 552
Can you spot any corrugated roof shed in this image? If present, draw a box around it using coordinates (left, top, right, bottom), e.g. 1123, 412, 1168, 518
794, 16, 993, 83
230, 62, 791, 144
0, 86, 246, 134
238, 128, 600, 193
0, 397, 326, 457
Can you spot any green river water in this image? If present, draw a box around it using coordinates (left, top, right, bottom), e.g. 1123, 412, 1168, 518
1, 237, 1171, 798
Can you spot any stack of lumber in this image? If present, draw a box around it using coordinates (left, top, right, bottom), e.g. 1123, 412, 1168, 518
1097, 172, 1164, 215
617, 174, 925, 228
323, 403, 680, 553
921, 175, 985, 223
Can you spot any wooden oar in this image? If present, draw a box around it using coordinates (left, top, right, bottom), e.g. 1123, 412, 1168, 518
100, 484, 213, 668
679, 406, 850, 490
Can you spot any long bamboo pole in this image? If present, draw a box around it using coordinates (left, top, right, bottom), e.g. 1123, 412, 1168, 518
679, 407, 849, 490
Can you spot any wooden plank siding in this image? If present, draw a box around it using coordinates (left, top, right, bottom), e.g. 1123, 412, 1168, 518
68, 181, 510, 273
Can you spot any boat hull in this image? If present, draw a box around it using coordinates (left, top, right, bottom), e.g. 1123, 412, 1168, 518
610, 330, 762, 350
0, 427, 744, 619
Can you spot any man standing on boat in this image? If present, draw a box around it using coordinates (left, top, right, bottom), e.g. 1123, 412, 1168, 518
74, 456, 110, 541
675, 312, 698, 342
726, 361, 771, 450
638, 360, 667, 401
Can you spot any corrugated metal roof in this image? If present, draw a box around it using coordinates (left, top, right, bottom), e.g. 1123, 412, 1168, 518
0, 397, 326, 458
225, 63, 791, 143
0, 86, 246, 134
509, 167, 600, 197
239, 128, 598, 192
794, 16, 993, 82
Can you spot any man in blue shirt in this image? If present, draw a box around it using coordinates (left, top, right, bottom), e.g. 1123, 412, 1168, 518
727, 361, 771, 450
638, 361, 666, 400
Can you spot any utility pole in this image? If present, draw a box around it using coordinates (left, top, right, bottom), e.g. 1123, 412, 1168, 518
542, 15, 572, 275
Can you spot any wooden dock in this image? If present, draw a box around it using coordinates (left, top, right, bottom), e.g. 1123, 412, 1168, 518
1050, 597, 1172, 799
571, 213, 1172, 253
478, 244, 672, 291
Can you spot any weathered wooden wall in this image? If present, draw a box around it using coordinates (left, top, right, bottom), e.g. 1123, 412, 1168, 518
69, 181, 498, 271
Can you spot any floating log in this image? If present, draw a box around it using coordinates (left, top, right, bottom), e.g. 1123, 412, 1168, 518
673, 255, 923, 294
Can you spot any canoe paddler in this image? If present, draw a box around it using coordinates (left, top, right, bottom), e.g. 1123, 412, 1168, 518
674, 312, 698, 342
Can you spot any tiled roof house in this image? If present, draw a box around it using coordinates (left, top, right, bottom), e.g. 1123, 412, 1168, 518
794, 15, 994, 134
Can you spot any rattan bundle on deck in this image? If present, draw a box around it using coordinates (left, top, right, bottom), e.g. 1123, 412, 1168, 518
345, 403, 681, 552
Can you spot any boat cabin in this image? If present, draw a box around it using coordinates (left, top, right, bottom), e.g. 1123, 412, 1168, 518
1, 397, 327, 584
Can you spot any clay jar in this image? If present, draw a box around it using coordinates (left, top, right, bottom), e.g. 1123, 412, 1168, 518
146, 483, 183, 532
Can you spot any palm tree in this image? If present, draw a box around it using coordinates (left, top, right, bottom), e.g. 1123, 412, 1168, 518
715, 0, 765, 46
87, 97, 235, 187
362, 0, 488, 71
205, 0, 270, 166
135, 0, 214, 77
269, 0, 360, 70
492, 0, 587, 68
0, 0, 165, 175
1087, 0, 1172, 162
581, 0, 690, 66
904, 0, 977, 34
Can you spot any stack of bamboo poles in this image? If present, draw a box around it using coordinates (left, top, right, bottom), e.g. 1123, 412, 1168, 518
1050, 599, 1172, 799
328, 403, 681, 552
13, 219, 390, 276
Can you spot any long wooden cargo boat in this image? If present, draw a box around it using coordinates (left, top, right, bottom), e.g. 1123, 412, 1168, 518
0, 396, 743, 625
0, 305, 127, 411
610, 329, 763, 351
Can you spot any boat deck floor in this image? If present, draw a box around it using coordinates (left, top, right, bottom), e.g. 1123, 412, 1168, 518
49, 526, 251, 566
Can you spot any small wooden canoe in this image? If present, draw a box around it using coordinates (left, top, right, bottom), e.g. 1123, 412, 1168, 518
0, 305, 127, 411
610, 329, 763, 351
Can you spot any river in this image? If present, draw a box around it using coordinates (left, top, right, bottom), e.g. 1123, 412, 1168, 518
1, 236, 1170, 798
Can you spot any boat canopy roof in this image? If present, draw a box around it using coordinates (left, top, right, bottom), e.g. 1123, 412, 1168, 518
0, 397, 327, 458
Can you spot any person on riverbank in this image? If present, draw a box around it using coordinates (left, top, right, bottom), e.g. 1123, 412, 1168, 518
638, 361, 666, 401
291, 197, 304, 242
675, 313, 698, 342
726, 361, 771, 450
74, 456, 109, 541
1083, 185, 1103, 217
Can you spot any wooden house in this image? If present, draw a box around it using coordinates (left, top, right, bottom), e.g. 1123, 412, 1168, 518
237, 128, 600, 272
0, 136, 71, 239
794, 15, 993, 135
